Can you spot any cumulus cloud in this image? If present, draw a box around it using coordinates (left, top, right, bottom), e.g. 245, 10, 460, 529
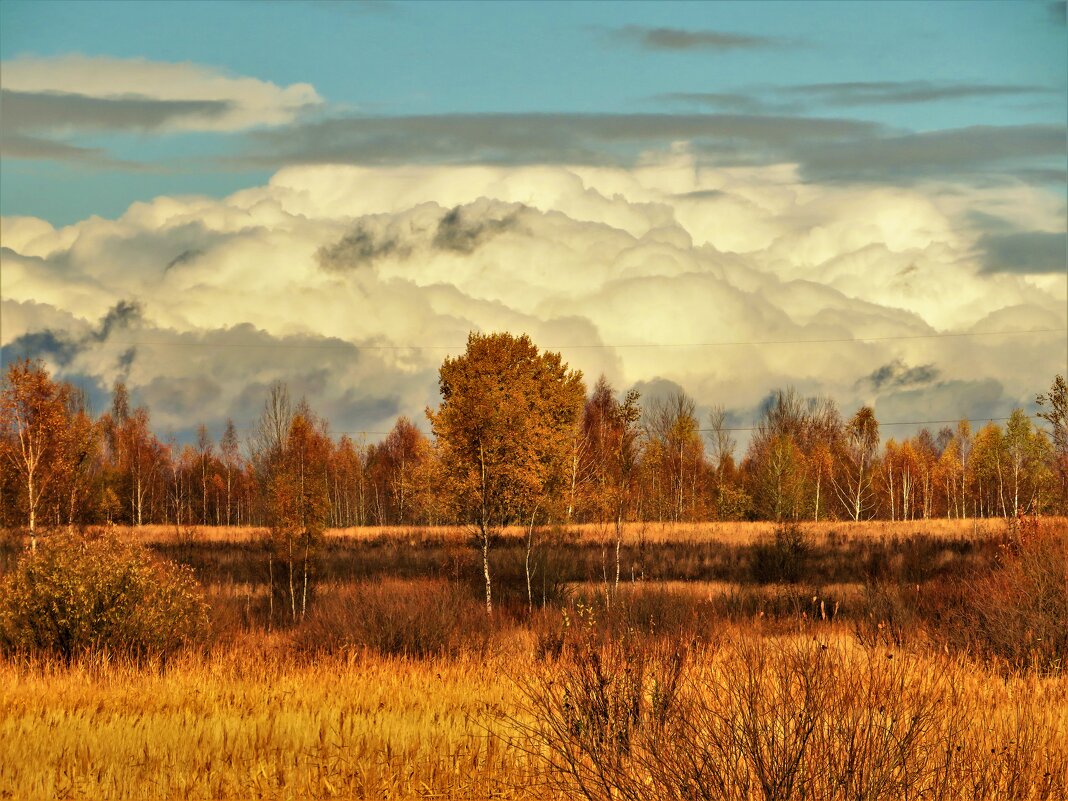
1, 158, 1064, 443
0, 56, 322, 135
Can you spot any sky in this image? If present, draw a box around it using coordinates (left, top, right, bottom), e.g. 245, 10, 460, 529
1, 0, 1066, 447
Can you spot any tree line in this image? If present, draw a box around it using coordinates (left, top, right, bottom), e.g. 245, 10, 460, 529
3, 334, 1066, 544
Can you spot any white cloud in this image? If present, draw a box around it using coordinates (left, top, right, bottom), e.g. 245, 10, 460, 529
1, 157, 1063, 440
1, 56, 321, 132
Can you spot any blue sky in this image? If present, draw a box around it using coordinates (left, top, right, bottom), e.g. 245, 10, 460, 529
1, 0, 1065, 443
2, 0, 1065, 223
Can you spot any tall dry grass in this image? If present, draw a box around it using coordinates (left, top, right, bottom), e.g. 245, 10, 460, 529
4, 628, 1064, 801
0, 640, 539, 800
16, 516, 1024, 548
1, 518, 1065, 800
514, 631, 1068, 801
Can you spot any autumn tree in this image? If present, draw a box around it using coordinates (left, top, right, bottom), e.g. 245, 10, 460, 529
60, 388, 103, 530
641, 389, 705, 522
102, 382, 165, 527
195, 424, 214, 525
0, 359, 72, 549
329, 435, 367, 527
970, 422, 1007, 517
833, 405, 880, 521
1037, 375, 1068, 512
744, 389, 841, 521
706, 404, 750, 520
428, 332, 585, 614
365, 417, 430, 525
266, 408, 331, 623
220, 419, 240, 525
1003, 409, 1052, 516
580, 376, 642, 597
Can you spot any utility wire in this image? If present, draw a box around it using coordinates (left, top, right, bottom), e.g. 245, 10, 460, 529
703, 414, 1039, 434
332, 414, 1041, 439
80, 327, 1065, 352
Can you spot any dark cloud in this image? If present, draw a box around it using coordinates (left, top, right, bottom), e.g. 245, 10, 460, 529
433, 205, 520, 253
864, 359, 941, 391
1, 330, 80, 366
874, 378, 1008, 426
0, 89, 233, 133
316, 225, 407, 270
783, 81, 1054, 107
339, 392, 401, 423
93, 300, 143, 342
0, 301, 142, 372
673, 189, 729, 200
309, 0, 397, 15
237, 112, 884, 169
234, 114, 1065, 186
655, 92, 788, 114
165, 249, 204, 272
0, 133, 147, 168
138, 374, 222, 417
116, 347, 137, 377
609, 25, 786, 51
1051, 1, 1067, 24
797, 124, 1066, 183
1011, 167, 1068, 186
315, 202, 523, 269
979, 230, 1068, 274
629, 377, 691, 408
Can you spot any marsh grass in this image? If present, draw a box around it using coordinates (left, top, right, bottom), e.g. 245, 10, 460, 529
1, 518, 1066, 800
514, 630, 1068, 801
0, 642, 539, 800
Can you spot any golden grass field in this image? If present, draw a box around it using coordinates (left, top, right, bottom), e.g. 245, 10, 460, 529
112, 516, 1020, 546
1, 518, 1065, 800
2, 630, 1066, 800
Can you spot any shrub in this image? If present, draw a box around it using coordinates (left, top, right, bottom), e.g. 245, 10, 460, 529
750, 522, 811, 583
514, 634, 1062, 801
0, 531, 209, 662
950, 518, 1068, 674
294, 579, 492, 658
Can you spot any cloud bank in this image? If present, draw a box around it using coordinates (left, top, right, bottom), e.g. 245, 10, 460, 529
1, 56, 322, 137
2, 158, 1064, 444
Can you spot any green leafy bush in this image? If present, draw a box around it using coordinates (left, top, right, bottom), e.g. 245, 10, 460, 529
0, 531, 209, 662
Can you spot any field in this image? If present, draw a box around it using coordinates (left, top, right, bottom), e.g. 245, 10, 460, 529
1, 518, 1066, 800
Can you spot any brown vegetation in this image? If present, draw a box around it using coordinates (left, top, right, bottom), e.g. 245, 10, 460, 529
2, 352, 1066, 799
0, 517, 1065, 799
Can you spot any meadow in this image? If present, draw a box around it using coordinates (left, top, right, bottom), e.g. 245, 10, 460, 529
1, 517, 1066, 800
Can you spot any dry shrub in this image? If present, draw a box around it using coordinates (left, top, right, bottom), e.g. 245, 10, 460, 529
853, 581, 922, 649
294, 578, 493, 658
950, 518, 1068, 674
515, 633, 1066, 801
0, 531, 208, 663
750, 522, 811, 584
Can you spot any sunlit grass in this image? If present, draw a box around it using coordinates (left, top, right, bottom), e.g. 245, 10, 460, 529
2, 628, 1065, 800
0, 638, 540, 800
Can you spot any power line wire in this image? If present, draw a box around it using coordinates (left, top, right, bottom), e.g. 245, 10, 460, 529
702, 414, 1039, 434
332, 415, 1040, 439
75, 327, 1066, 352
